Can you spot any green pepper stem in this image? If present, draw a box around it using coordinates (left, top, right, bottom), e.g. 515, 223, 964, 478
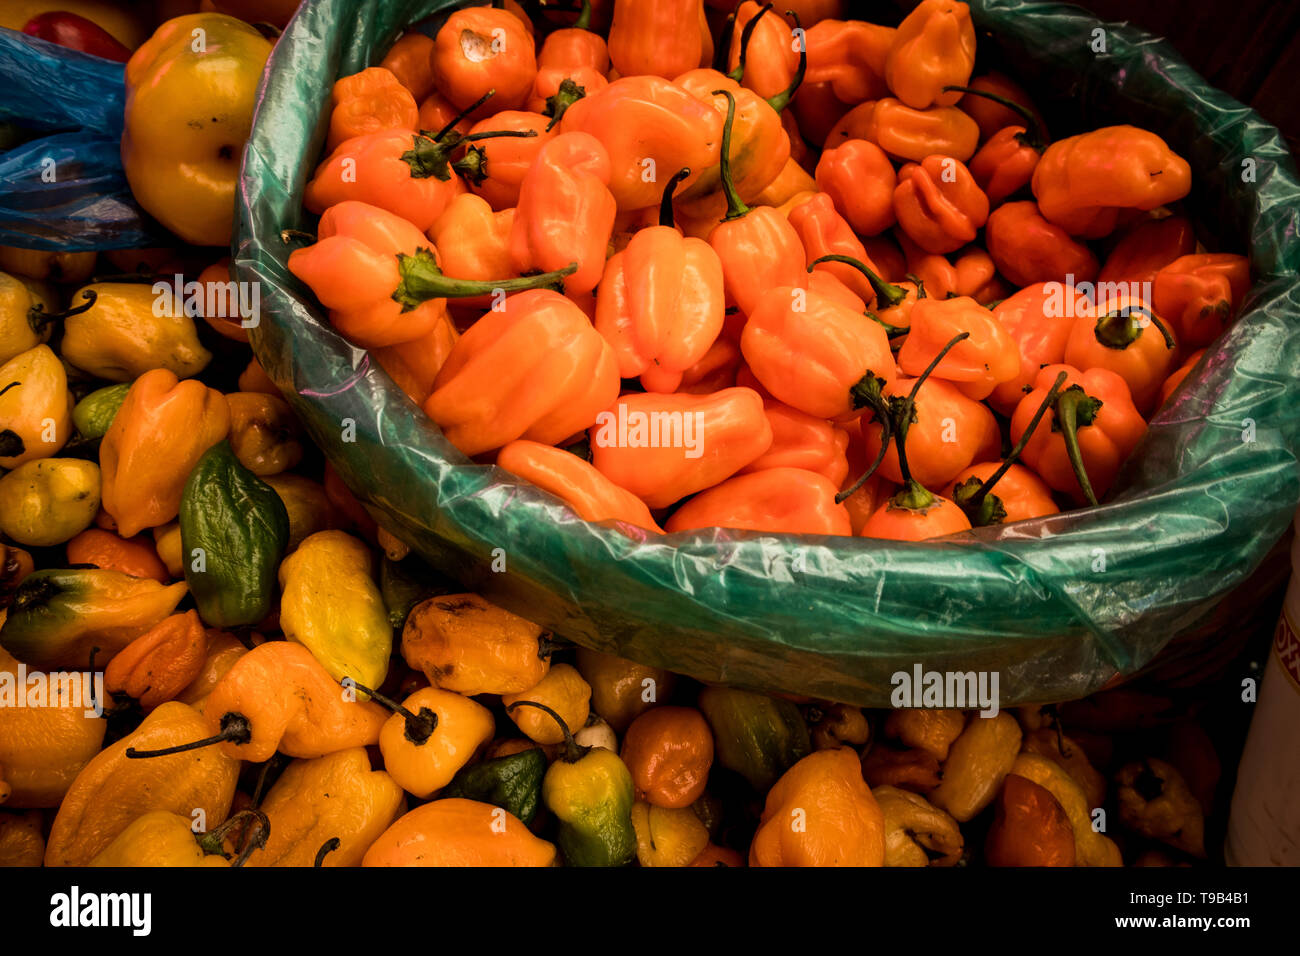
314, 837, 341, 868
894, 332, 970, 491
835, 410, 891, 505
403, 129, 535, 182
573, 0, 592, 30
728, 2, 774, 82
808, 253, 907, 308
197, 808, 270, 866
941, 84, 1044, 149
1095, 304, 1175, 351
28, 289, 97, 334
125, 712, 252, 758
431, 88, 496, 142
714, 13, 737, 72
506, 699, 587, 763
1055, 386, 1102, 506
765, 10, 806, 113
660, 167, 692, 228
712, 88, 751, 222
392, 247, 576, 311
544, 77, 586, 130
345, 678, 437, 745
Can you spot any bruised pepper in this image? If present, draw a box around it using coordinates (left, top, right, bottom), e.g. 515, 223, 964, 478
509, 700, 637, 867
497, 440, 663, 533
431, 6, 537, 113
424, 289, 619, 457
288, 201, 576, 350
697, 685, 810, 792
89, 809, 269, 868
121, 14, 272, 245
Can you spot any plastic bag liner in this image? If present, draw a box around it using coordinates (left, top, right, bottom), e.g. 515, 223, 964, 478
235, 0, 1300, 707
0, 28, 165, 249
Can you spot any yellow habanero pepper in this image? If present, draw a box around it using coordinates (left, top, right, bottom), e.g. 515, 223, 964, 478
0, 458, 101, 547
631, 800, 710, 867
0, 271, 57, 365
247, 748, 407, 867
261, 474, 338, 552
929, 711, 1021, 822
99, 368, 230, 538
122, 14, 272, 245
0, 344, 72, 469
502, 663, 592, 746
279, 530, 392, 692
61, 284, 211, 382
0, 809, 46, 866
89, 809, 269, 867
402, 593, 552, 696
0, 246, 95, 285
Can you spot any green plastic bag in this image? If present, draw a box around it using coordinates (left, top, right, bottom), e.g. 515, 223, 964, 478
234, 0, 1300, 706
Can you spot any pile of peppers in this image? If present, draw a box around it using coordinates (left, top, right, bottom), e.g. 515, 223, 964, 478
0, 0, 1249, 868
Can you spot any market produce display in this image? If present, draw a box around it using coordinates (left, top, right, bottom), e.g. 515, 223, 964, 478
0, 0, 1296, 872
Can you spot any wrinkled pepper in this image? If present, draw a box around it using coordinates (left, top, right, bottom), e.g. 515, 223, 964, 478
698, 684, 810, 792
0, 458, 100, 548
326, 67, 419, 151
62, 283, 211, 382
442, 746, 547, 826
875, 784, 963, 866
892, 154, 989, 254
1152, 253, 1251, 350
104, 610, 206, 711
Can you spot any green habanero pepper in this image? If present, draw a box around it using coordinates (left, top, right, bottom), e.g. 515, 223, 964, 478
441, 746, 547, 826
71, 384, 131, 440
379, 553, 457, 631
179, 439, 289, 628
697, 685, 811, 793
0, 568, 188, 669
509, 700, 635, 868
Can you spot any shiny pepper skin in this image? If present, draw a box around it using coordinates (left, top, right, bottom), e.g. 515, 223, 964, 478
985, 773, 1077, 867
884, 0, 975, 110
865, 98, 979, 163
897, 295, 1021, 401
104, 610, 207, 711
619, 706, 714, 808
377, 687, 495, 799
984, 201, 1099, 287
363, 798, 556, 866
462, 110, 555, 211
666, 467, 852, 536
1152, 253, 1251, 350
402, 593, 551, 696
496, 440, 663, 533
527, 9, 609, 114
425, 289, 619, 457
803, 18, 894, 103
576, 647, 675, 734
698, 685, 810, 792
1064, 292, 1177, 415
62, 283, 211, 382
0, 458, 100, 548
988, 281, 1087, 414
590, 387, 773, 509
815, 140, 897, 237
88, 811, 234, 868
725, 2, 801, 102
1099, 214, 1196, 286
99, 368, 230, 538
750, 748, 885, 866
968, 124, 1041, 206
892, 155, 989, 254
0, 345, 71, 469
608, 0, 707, 80
789, 192, 889, 306
742, 401, 851, 486
431, 7, 537, 112
503, 664, 592, 746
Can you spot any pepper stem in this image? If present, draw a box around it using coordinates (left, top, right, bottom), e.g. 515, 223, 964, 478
765, 10, 806, 113
280, 228, 317, 244
808, 253, 907, 308
1054, 385, 1102, 506
714, 13, 737, 72
728, 2, 774, 82
712, 89, 751, 222
544, 77, 586, 130
891, 332, 970, 510
197, 808, 271, 867
314, 837, 341, 868
392, 247, 576, 311
835, 410, 891, 505
403, 129, 536, 181
28, 289, 97, 334
432, 88, 496, 142
941, 85, 1044, 149
573, 0, 592, 30
506, 699, 587, 763
958, 370, 1068, 526
345, 678, 437, 745
660, 167, 692, 228
125, 712, 252, 758
1095, 304, 1175, 351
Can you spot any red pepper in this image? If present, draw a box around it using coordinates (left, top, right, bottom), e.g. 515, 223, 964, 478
892, 155, 989, 254
984, 201, 1099, 287
665, 467, 852, 536
1152, 254, 1251, 351
23, 12, 131, 62
897, 295, 1020, 401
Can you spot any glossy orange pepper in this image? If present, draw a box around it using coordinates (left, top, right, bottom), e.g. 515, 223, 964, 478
861, 374, 998, 489
361, 683, 494, 799
426, 290, 618, 457
1031, 126, 1193, 238
860, 481, 971, 540
985, 200, 1099, 287
741, 400, 851, 486
326, 67, 419, 152
527, 3, 609, 117
362, 798, 555, 867
595, 170, 726, 392
822, 98, 877, 148
815, 139, 897, 237
958, 73, 1043, 141
1098, 214, 1196, 287
789, 193, 888, 305
560, 75, 723, 212
416, 91, 473, 139
804, 18, 894, 103
726, 2, 800, 102
892, 155, 989, 254
1064, 292, 1177, 415
459, 110, 556, 211
1152, 253, 1251, 350
988, 281, 1087, 414
100, 369, 230, 538
948, 461, 1059, 526
750, 747, 885, 866
898, 295, 1020, 401
509, 131, 617, 295
608, 0, 707, 79
1012, 364, 1147, 505
706, 92, 808, 314
65, 528, 169, 583
968, 124, 1041, 206
431, 6, 537, 113
884, 0, 975, 110
741, 284, 897, 420
129, 641, 389, 764
952, 247, 1009, 305
496, 440, 663, 533
379, 31, 438, 102
620, 706, 714, 808
104, 610, 207, 711
1158, 348, 1206, 408
590, 387, 773, 508
749, 156, 817, 211
371, 311, 460, 407
891, 229, 956, 299
864, 98, 979, 163
289, 202, 572, 350
428, 193, 518, 309
665, 467, 852, 535
678, 336, 742, 394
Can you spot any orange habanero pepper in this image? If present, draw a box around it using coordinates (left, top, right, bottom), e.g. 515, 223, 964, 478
948, 83, 1047, 205
1158, 348, 1206, 408
379, 31, 438, 102
363, 798, 555, 867
431, 6, 537, 113
726, 2, 800, 102
527, 2, 609, 118
1098, 214, 1196, 287
620, 706, 714, 808
897, 295, 1020, 401
892, 154, 989, 254
952, 247, 1010, 305
958, 73, 1043, 142
509, 131, 617, 295
1031, 126, 1192, 238
326, 67, 419, 152
458, 110, 556, 211
371, 312, 460, 408
864, 98, 979, 163
100, 369, 230, 539
804, 18, 894, 104
984, 200, 1099, 287
741, 400, 851, 486
104, 610, 207, 711
427, 193, 518, 308
496, 440, 663, 534
884, 0, 976, 110
608, 0, 708, 79
1063, 292, 1177, 414
665, 467, 852, 536
789, 193, 891, 305
988, 281, 1089, 414
948, 461, 1059, 527
815, 139, 897, 237
425, 290, 619, 457
1152, 253, 1251, 351
65, 528, 169, 583
590, 387, 773, 509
